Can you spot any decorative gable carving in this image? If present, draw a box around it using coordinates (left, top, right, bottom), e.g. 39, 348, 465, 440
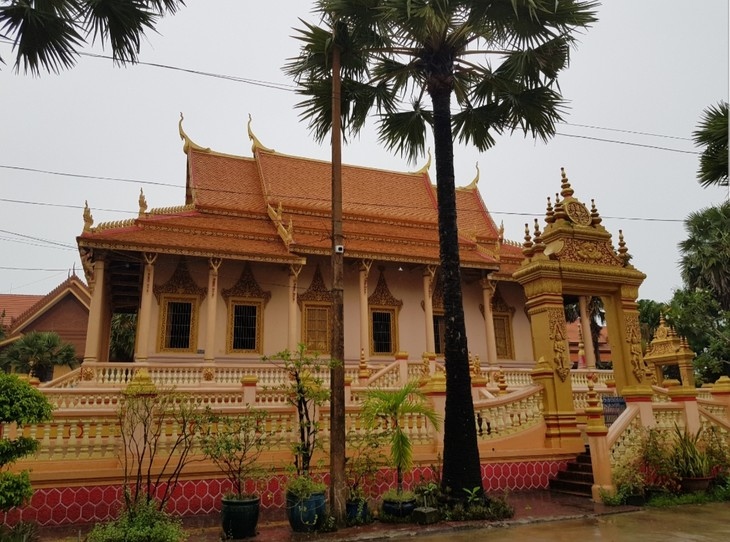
369, 268, 403, 307
222, 263, 271, 305
298, 265, 333, 307
153, 259, 206, 302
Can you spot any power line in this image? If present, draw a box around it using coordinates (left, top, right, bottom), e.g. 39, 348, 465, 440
558, 122, 692, 141
0, 165, 179, 188
0, 229, 76, 250
555, 133, 699, 155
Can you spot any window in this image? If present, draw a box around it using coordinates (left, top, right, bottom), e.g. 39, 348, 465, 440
159, 296, 198, 352
228, 301, 262, 353
433, 314, 446, 355
303, 304, 330, 353
371, 309, 396, 355
493, 314, 515, 359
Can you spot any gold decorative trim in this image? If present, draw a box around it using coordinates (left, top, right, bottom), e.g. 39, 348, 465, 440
157, 293, 200, 353
226, 299, 264, 354
548, 308, 570, 381
148, 203, 196, 216
625, 313, 645, 381
267, 202, 294, 247
222, 263, 271, 305
138, 189, 148, 218
153, 258, 207, 303
83, 201, 94, 233
298, 265, 333, 307
412, 148, 432, 174
94, 218, 137, 232
368, 268, 403, 308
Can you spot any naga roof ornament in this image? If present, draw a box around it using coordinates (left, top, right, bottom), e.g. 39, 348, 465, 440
178, 113, 210, 154
412, 148, 432, 175
464, 162, 480, 190
247, 114, 275, 153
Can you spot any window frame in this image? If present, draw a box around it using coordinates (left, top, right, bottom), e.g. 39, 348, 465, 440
226, 298, 264, 354
301, 302, 331, 354
158, 294, 199, 353
369, 306, 398, 356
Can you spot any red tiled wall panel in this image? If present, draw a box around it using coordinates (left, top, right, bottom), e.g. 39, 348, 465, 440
2, 460, 565, 527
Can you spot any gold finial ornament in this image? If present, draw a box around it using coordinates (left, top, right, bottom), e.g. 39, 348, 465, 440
617, 229, 630, 265
590, 199, 602, 225
178, 113, 210, 153
413, 148, 432, 174
498, 221, 505, 243
466, 162, 480, 189
247, 114, 274, 153
138, 188, 148, 217
83, 201, 94, 232
545, 196, 555, 224
560, 167, 574, 198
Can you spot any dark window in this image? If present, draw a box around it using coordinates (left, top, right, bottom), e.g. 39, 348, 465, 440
433, 315, 446, 355
166, 301, 192, 349
232, 304, 258, 351
372, 310, 393, 354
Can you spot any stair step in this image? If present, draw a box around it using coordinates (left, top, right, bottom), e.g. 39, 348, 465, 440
548, 478, 593, 496
554, 470, 594, 484
566, 462, 594, 474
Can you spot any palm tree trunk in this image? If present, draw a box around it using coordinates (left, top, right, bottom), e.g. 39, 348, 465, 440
430, 85, 483, 500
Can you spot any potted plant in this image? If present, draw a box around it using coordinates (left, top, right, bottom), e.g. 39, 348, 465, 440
361, 381, 440, 518
344, 431, 386, 524
670, 424, 713, 493
265, 344, 329, 532
198, 406, 270, 539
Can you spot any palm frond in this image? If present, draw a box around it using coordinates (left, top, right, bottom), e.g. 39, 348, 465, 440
376, 102, 432, 163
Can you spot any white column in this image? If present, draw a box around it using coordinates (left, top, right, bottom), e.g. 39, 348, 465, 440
135, 252, 157, 362
288, 265, 302, 351
579, 296, 597, 369
83, 257, 106, 364
423, 266, 436, 355
359, 260, 372, 361
205, 258, 222, 363
480, 276, 498, 366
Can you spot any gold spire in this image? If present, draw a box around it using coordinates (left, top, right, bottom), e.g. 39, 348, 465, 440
522, 223, 534, 257
590, 199, 602, 225
545, 196, 555, 224
178, 113, 210, 154
247, 114, 275, 153
560, 167, 574, 198
617, 229, 630, 266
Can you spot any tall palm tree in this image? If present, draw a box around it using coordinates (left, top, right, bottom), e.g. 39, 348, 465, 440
287, 0, 597, 501
0, 0, 185, 75
679, 201, 730, 311
693, 101, 728, 189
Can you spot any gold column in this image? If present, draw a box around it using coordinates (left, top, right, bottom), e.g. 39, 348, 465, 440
83, 256, 106, 364
480, 276, 498, 366
359, 260, 372, 361
423, 266, 436, 355
205, 258, 222, 363
135, 252, 157, 362
578, 296, 597, 369
288, 264, 302, 351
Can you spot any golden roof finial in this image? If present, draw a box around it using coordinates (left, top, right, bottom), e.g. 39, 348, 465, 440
590, 198, 602, 225
532, 218, 545, 254
522, 223, 534, 257
138, 188, 148, 218
498, 221, 505, 243
178, 113, 210, 154
247, 114, 275, 153
560, 167, 574, 198
545, 196, 555, 224
466, 161, 480, 189
83, 200, 94, 233
413, 148, 432, 174
553, 190, 567, 221
617, 229, 631, 266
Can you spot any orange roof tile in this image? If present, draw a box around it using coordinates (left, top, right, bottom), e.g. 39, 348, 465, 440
0, 294, 43, 323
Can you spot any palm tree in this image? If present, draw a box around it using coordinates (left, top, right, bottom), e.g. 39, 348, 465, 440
0, 330, 78, 381
361, 381, 440, 494
0, 0, 185, 75
679, 201, 730, 311
693, 101, 728, 189
110, 313, 137, 362
286, 0, 597, 501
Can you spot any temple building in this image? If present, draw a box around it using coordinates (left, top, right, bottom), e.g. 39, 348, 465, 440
77, 118, 534, 368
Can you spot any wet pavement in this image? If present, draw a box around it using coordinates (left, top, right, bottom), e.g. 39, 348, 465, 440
37, 491, 730, 541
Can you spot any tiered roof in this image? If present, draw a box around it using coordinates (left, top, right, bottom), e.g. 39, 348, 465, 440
78, 118, 524, 276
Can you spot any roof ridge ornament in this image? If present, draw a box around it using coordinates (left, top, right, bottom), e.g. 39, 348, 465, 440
413, 148, 432, 174
465, 162, 480, 189
178, 113, 210, 154
83, 201, 94, 233
247, 114, 275, 153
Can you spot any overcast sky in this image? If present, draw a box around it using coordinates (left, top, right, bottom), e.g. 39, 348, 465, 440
1, 0, 728, 304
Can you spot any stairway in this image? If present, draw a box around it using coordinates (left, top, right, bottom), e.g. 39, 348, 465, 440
548, 446, 594, 497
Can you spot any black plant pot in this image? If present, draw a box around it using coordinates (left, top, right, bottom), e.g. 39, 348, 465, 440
346, 499, 370, 524
221, 495, 260, 539
381, 498, 416, 518
286, 490, 326, 533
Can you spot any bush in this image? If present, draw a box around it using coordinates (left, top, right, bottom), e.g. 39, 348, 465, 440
0, 521, 39, 542
86, 500, 186, 542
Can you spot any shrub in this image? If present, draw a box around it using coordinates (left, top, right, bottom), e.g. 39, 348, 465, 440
86, 500, 186, 542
